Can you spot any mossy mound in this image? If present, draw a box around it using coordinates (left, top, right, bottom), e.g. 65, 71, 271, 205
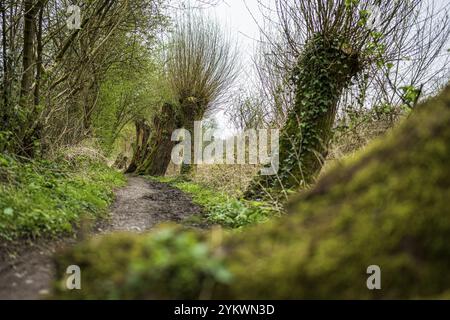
52, 85, 450, 299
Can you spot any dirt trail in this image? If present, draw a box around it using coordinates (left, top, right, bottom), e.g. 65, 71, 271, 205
0, 176, 202, 299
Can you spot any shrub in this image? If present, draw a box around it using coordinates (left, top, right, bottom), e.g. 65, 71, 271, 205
51, 226, 231, 299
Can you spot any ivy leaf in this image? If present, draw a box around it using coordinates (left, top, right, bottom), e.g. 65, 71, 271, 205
3, 207, 14, 216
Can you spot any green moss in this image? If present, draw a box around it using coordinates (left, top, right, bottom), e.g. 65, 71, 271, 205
52, 86, 450, 299
218, 85, 450, 299
0, 154, 125, 242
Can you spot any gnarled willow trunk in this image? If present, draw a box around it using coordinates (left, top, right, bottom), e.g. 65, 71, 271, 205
179, 98, 205, 175
125, 103, 179, 176
124, 118, 151, 174
52, 84, 450, 299
245, 35, 360, 199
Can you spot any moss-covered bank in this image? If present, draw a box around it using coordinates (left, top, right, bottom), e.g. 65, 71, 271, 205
52, 85, 450, 299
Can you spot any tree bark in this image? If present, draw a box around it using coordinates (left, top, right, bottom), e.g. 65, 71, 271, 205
18, 0, 44, 157
125, 103, 180, 176
20, 0, 35, 105
1, 0, 9, 129
125, 119, 152, 174
33, 4, 43, 107
245, 35, 360, 199
179, 99, 204, 175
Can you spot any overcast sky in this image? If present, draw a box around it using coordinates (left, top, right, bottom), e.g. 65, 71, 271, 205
201, 0, 263, 137
180, 0, 450, 138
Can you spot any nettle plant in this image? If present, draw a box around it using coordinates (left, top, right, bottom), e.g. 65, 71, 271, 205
245, 0, 428, 200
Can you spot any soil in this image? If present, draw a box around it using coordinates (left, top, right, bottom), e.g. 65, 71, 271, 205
0, 175, 203, 299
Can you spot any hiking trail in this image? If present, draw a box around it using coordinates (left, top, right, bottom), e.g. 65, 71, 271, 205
0, 176, 202, 299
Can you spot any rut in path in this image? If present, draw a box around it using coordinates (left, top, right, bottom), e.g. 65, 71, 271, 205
0, 176, 202, 299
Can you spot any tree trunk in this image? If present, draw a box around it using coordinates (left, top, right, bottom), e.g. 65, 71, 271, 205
125, 119, 152, 174
125, 103, 180, 176
20, 0, 35, 105
179, 120, 195, 175
179, 99, 203, 175
18, 0, 42, 157
1, 0, 10, 130
135, 103, 179, 175
33, 4, 43, 107
245, 35, 360, 199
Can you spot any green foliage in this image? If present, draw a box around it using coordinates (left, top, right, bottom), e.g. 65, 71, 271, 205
0, 131, 13, 152
345, 0, 360, 8
400, 85, 422, 109
154, 177, 277, 228
52, 226, 231, 299
0, 153, 125, 242
93, 50, 173, 155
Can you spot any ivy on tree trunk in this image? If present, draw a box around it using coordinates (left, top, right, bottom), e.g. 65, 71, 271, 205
245, 35, 360, 199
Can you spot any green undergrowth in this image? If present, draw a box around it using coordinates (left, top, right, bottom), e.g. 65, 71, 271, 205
150, 176, 279, 228
0, 153, 125, 242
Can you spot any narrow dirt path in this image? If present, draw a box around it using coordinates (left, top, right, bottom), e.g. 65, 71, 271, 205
98, 176, 202, 233
0, 176, 202, 299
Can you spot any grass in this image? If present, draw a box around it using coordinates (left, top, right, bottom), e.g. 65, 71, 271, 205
151, 176, 279, 228
0, 153, 125, 242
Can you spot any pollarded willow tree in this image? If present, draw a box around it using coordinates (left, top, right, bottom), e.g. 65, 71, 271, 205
125, 10, 238, 176
167, 10, 239, 174
125, 102, 181, 175
244, 0, 449, 199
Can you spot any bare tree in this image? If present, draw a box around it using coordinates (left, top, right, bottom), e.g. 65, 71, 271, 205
166, 9, 238, 174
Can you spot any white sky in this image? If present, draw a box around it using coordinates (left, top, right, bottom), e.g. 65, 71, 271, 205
201, 0, 263, 138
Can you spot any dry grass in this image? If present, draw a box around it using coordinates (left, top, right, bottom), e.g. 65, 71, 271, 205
59, 139, 109, 164
166, 162, 259, 198
192, 164, 260, 197
321, 112, 404, 176
329, 119, 398, 159
175, 114, 402, 195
